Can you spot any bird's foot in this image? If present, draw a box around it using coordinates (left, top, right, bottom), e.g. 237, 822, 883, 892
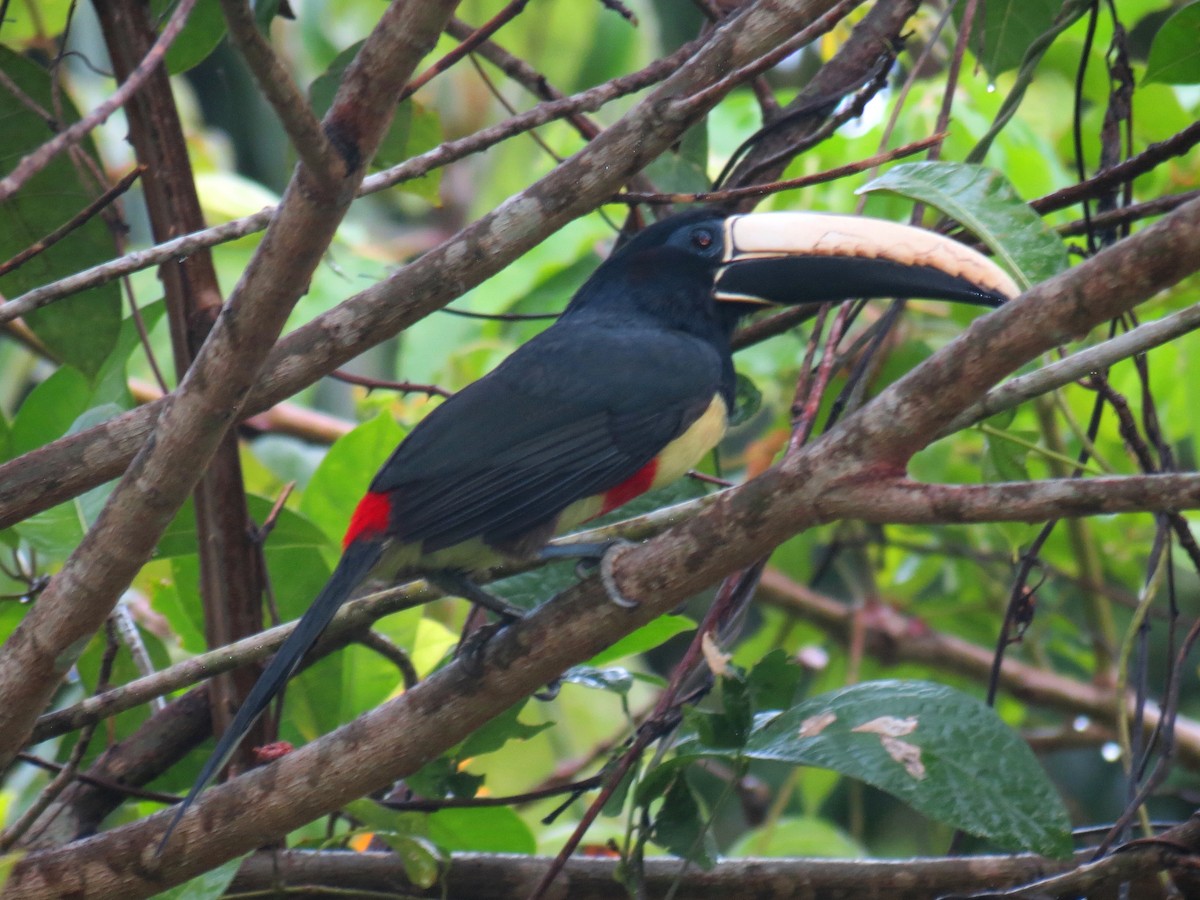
538, 539, 639, 608
456, 620, 504, 676
533, 677, 562, 701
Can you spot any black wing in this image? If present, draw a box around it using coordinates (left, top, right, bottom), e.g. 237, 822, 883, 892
371, 322, 726, 552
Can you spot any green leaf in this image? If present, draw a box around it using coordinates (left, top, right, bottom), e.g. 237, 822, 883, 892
745, 680, 1072, 857
7, 366, 91, 459
427, 806, 536, 854
299, 412, 405, 545
91, 300, 167, 406
729, 815, 865, 858
149, 854, 247, 899
375, 833, 444, 888
651, 773, 716, 869
156, 495, 329, 559
1144, 2, 1200, 84
859, 162, 1069, 290
587, 614, 695, 666
254, 0, 286, 31
982, 428, 1035, 483
0, 48, 121, 377
967, 0, 1059, 78
730, 372, 763, 427
746, 649, 803, 712
9, 400, 121, 560
683, 673, 754, 752
457, 700, 551, 759
152, 0, 227, 74
489, 560, 578, 612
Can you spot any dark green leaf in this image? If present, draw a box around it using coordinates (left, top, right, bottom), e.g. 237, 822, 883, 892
745, 680, 1072, 857
651, 773, 716, 868
152, 0, 227, 74
1144, 2, 1200, 84
967, 0, 1059, 78
406, 756, 486, 800
489, 560, 578, 612
746, 648, 803, 712
0, 49, 120, 376
859, 162, 1069, 289
730, 372, 762, 427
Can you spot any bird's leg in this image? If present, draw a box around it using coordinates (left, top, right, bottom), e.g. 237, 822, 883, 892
428, 571, 526, 620
537, 539, 639, 608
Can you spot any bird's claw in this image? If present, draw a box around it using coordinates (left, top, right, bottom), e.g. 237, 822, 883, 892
457, 620, 505, 675
599, 539, 638, 609
534, 677, 562, 701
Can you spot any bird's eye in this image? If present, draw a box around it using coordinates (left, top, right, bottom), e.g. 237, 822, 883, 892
690, 228, 715, 251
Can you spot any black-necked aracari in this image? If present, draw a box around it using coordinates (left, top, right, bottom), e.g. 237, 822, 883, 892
161, 209, 1018, 847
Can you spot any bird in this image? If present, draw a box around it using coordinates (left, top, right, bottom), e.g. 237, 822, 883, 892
159, 208, 1018, 848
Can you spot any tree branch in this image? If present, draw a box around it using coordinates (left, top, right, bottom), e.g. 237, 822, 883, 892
217, 0, 338, 181
944, 302, 1200, 435
222, 848, 1080, 899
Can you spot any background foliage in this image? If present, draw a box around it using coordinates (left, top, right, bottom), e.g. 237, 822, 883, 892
1, 0, 1199, 897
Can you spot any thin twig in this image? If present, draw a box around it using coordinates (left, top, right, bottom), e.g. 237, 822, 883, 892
330, 369, 453, 398
618, 134, 943, 205
400, 0, 532, 102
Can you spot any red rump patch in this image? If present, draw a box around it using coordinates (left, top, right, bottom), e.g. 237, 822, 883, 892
344, 491, 391, 548
599, 458, 658, 516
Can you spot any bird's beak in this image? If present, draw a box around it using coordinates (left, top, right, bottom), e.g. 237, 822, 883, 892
713, 212, 1020, 308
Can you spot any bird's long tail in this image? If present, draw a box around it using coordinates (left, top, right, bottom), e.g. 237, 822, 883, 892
157, 539, 383, 852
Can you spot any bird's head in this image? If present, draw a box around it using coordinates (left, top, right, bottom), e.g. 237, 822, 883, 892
564, 208, 1019, 339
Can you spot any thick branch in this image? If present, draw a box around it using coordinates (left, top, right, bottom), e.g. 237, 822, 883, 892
823, 473, 1200, 525
222, 848, 1081, 899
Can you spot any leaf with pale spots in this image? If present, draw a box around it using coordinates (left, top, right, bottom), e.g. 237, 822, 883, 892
743, 680, 1071, 857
